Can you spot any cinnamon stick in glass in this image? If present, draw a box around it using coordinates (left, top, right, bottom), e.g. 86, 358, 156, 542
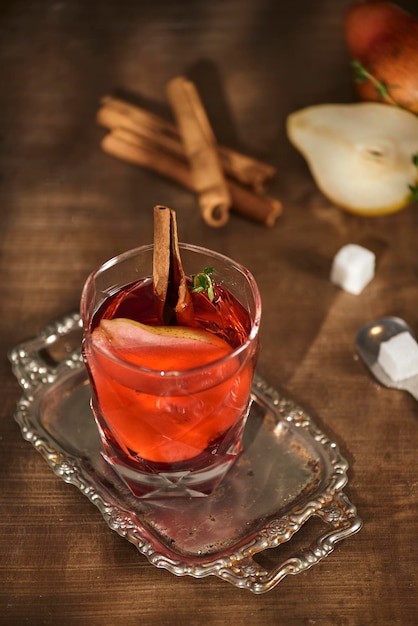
152, 206, 194, 326
166, 76, 232, 228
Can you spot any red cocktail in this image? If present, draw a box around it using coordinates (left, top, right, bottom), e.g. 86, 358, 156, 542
81, 243, 261, 498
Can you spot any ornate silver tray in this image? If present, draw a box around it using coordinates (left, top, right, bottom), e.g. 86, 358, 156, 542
9, 312, 362, 593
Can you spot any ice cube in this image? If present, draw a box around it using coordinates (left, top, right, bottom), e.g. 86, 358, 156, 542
378, 331, 418, 382
330, 244, 375, 295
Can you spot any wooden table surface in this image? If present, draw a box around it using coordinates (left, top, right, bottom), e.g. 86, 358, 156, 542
1, 0, 418, 624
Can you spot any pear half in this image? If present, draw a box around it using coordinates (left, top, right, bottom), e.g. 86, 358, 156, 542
287, 102, 418, 215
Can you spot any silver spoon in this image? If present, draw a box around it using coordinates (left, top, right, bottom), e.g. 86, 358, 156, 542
356, 316, 418, 401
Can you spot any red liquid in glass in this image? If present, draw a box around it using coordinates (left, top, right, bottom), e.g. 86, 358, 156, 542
83, 278, 255, 469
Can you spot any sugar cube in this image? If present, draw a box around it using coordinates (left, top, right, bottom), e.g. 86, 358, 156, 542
330, 244, 375, 295
378, 331, 418, 382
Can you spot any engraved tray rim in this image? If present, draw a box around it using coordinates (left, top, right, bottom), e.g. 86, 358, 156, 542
8, 312, 362, 594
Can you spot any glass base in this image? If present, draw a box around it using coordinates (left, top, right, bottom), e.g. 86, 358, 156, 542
102, 444, 242, 498
94, 396, 250, 499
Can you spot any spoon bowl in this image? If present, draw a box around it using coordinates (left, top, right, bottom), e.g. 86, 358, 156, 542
356, 316, 418, 401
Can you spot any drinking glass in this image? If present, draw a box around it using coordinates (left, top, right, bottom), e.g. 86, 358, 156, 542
81, 243, 261, 498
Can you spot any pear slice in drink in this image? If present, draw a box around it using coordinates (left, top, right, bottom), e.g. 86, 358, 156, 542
91, 317, 232, 372
286, 102, 418, 216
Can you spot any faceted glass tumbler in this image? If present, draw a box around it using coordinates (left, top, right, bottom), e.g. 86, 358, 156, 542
81, 244, 261, 498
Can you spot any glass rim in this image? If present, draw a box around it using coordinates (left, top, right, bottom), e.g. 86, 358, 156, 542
81, 242, 261, 378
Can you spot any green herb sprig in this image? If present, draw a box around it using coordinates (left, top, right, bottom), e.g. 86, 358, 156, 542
191, 267, 215, 302
351, 60, 399, 107
409, 153, 418, 202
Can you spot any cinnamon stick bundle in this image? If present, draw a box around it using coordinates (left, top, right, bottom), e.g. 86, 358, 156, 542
98, 95, 276, 191
97, 81, 283, 227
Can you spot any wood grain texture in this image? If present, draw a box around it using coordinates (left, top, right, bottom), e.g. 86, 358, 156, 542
1, 0, 418, 624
